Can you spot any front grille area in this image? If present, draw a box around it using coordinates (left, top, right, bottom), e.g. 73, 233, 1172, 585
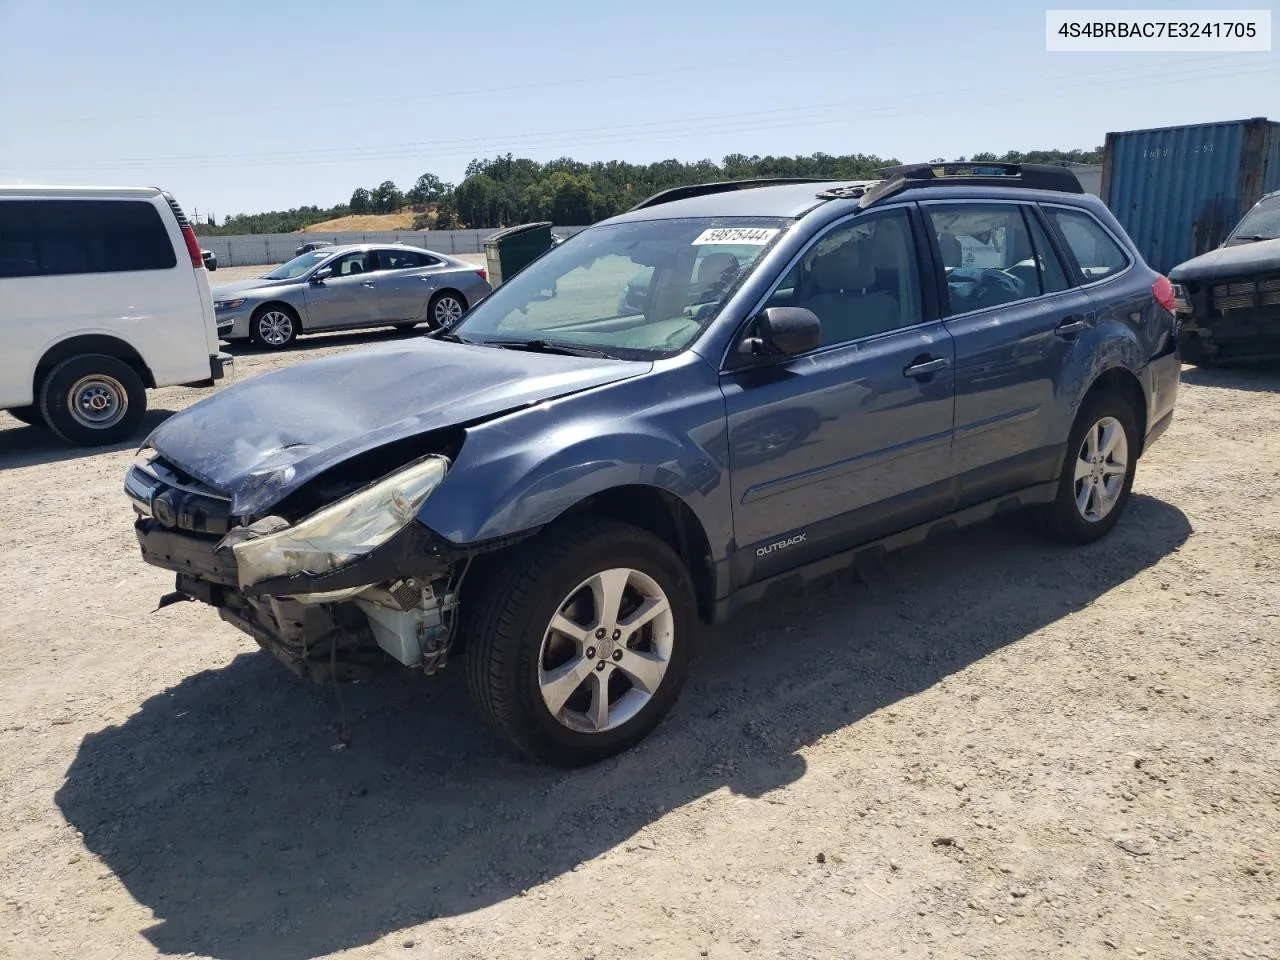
1212, 273, 1280, 313
126, 456, 235, 537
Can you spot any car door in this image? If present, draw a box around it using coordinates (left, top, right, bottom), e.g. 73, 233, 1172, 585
719, 205, 957, 588
373, 248, 441, 322
922, 201, 1095, 508
302, 250, 381, 329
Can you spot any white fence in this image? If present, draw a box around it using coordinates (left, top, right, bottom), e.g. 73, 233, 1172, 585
198, 226, 590, 267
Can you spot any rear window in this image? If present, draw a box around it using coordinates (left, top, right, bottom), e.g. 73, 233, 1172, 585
0, 199, 177, 279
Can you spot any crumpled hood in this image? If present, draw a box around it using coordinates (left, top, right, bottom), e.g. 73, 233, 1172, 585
146, 338, 650, 516
211, 277, 295, 297
1169, 237, 1280, 283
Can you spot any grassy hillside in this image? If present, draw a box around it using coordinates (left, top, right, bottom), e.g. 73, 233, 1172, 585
300, 211, 424, 232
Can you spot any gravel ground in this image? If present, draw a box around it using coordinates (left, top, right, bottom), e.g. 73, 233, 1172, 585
0, 340, 1277, 960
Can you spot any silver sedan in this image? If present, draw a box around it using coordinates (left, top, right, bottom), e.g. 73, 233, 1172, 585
212, 244, 493, 349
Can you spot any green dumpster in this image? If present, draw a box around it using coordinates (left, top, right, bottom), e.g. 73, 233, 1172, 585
483, 221, 554, 287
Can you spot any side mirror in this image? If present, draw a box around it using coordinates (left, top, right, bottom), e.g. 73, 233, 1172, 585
738, 307, 821, 360
310, 267, 332, 284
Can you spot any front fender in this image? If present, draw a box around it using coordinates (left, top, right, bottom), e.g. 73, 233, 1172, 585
415, 361, 733, 559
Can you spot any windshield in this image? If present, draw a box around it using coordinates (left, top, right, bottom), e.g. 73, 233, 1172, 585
451, 217, 789, 358
263, 250, 332, 280
1227, 194, 1280, 244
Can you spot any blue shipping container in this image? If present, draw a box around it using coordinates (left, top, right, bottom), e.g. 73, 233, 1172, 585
1101, 118, 1280, 275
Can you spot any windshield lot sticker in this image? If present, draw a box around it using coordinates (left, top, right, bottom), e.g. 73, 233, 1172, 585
691, 227, 780, 245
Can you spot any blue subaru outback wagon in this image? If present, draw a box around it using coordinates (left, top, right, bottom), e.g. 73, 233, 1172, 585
127, 163, 1181, 766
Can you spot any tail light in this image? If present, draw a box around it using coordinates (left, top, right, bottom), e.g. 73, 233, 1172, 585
476, 267, 488, 283
1152, 275, 1175, 313
159, 190, 204, 268
180, 224, 203, 268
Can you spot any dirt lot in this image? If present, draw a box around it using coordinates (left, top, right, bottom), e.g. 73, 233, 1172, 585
1, 336, 1277, 960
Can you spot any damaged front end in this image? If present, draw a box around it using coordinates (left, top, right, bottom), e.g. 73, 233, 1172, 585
126, 448, 478, 683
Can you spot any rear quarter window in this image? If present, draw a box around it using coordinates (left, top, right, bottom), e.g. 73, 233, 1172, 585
0, 199, 177, 278
1046, 207, 1129, 283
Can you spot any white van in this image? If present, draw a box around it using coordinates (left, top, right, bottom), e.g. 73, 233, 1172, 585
0, 186, 232, 446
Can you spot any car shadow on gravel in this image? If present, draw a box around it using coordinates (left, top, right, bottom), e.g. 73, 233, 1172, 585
1180, 361, 1280, 392
55, 494, 1191, 960
0, 409, 174, 468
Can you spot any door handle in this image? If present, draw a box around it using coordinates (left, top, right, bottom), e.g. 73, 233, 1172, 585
903, 356, 949, 378
361, 280, 376, 288
1055, 316, 1088, 337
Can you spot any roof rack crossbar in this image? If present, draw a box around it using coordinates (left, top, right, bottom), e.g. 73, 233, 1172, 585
628, 177, 838, 212
854, 161, 1084, 208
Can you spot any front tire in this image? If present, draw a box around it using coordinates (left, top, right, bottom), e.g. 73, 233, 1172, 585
464, 519, 697, 767
38, 355, 147, 446
251, 304, 299, 349
1034, 392, 1139, 544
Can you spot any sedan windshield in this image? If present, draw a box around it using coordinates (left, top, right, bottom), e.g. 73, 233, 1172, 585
263, 250, 331, 280
451, 217, 789, 358
1227, 194, 1280, 244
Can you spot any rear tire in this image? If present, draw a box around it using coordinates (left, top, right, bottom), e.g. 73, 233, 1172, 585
1033, 392, 1138, 544
38, 355, 147, 446
7, 406, 45, 427
428, 290, 466, 328
464, 519, 697, 767
251, 304, 299, 349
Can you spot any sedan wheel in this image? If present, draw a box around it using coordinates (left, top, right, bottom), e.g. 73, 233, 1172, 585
253, 308, 298, 348
430, 292, 465, 326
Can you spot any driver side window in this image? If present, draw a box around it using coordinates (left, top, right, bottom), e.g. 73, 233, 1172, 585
328, 252, 373, 277
925, 203, 1056, 317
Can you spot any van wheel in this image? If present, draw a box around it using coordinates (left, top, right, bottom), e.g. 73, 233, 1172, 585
7, 406, 45, 427
251, 305, 299, 348
465, 519, 697, 767
1034, 392, 1138, 544
38, 355, 147, 446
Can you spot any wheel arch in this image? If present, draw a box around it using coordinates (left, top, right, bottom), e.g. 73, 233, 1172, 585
35, 335, 156, 393
1079, 365, 1148, 455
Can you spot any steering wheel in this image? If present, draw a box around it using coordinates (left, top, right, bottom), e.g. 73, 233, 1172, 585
971, 268, 1024, 308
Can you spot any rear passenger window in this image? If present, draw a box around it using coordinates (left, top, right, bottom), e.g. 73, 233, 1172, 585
0, 200, 176, 278
925, 203, 1063, 315
1047, 208, 1129, 282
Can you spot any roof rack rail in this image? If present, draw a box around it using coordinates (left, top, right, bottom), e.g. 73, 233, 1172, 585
850, 161, 1084, 208
628, 177, 837, 212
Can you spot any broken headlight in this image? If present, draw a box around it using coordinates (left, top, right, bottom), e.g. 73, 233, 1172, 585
227, 455, 449, 587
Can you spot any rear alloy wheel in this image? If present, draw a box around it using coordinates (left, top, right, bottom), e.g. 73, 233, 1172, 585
429, 291, 466, 327
465, 519, 697, 767
1034, 393, 1138, 544
38, 355, 147, 446
251, 306, 299, 348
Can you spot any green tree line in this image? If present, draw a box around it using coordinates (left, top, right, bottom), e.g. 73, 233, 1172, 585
195, 148, 1102, 235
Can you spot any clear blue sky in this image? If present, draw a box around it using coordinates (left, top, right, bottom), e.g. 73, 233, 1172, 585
1, 0, 1276, 219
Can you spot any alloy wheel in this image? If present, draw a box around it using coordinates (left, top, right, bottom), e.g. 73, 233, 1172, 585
1073, 415, 1129, 522
537, 567, 675, 734
257, 310, 294, 345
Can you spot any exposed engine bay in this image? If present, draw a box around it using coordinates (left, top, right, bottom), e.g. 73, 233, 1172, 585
127, 445, 479, 684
